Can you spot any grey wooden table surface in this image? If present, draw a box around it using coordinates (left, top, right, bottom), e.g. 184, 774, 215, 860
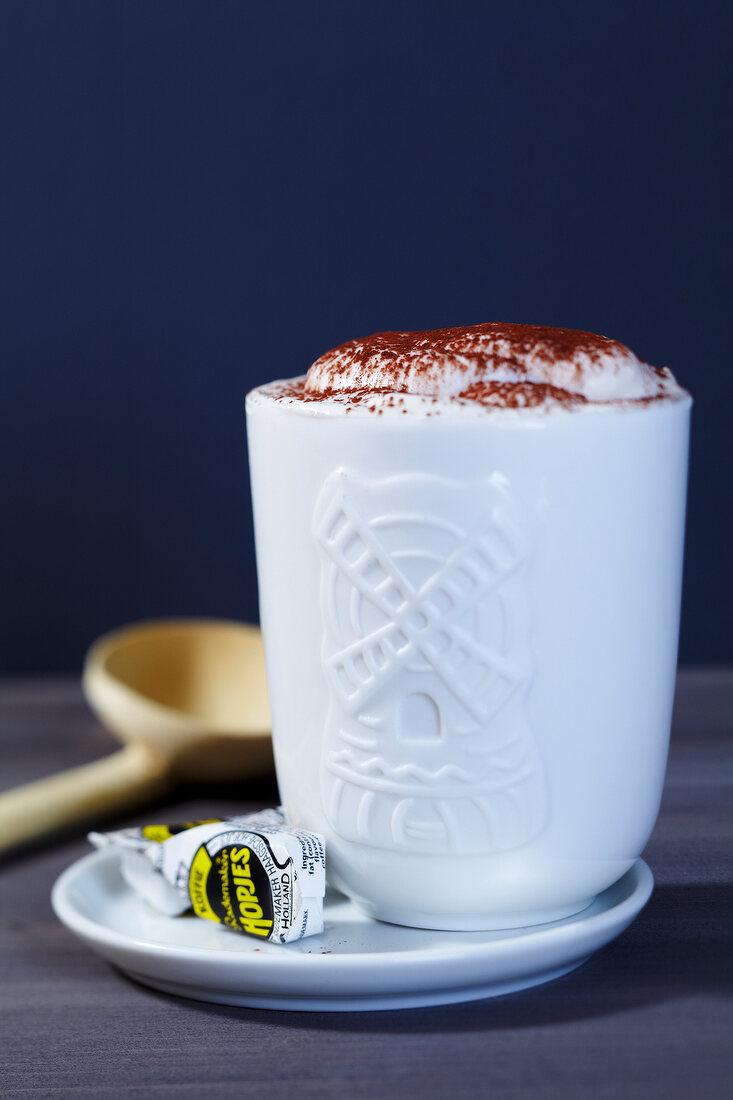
1, 671, 731, 1099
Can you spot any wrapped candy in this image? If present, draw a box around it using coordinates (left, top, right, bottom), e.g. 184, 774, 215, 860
90, 808, 325, 943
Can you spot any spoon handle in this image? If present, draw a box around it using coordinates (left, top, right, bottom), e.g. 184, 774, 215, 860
0, 743, 171, 855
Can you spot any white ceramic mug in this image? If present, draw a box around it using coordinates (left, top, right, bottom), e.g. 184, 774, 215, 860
246, 386, 691, 929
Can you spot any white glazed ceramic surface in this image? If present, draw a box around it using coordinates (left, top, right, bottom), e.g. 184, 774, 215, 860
246, 391, 690, 929
51, 849, 653, 1011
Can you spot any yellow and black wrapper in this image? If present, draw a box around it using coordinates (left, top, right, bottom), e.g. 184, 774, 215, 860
90, 809, 326, 943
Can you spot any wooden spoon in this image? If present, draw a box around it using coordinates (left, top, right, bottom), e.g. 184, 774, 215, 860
0, 619, 273, 854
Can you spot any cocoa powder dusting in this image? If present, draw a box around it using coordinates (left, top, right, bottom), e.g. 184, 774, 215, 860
269, 379, 399, 408
259, 323, 681, 412
266, 375, 586, 412
337, 323, 618, 370
458, 380, 588, 409
305, 322, 632, 394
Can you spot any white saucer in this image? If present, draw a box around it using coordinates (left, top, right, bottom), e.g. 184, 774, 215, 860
51, 851, 652, 1012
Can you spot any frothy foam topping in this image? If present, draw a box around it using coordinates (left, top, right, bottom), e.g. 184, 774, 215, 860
304, 322, 679, 405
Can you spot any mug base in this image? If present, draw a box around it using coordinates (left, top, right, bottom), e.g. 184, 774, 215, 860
350, 895, 595, 932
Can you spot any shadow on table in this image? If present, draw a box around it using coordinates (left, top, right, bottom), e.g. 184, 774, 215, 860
133, 881, 733, 1033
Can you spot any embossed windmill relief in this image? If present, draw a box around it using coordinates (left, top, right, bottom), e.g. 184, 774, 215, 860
314, 471, 548, 855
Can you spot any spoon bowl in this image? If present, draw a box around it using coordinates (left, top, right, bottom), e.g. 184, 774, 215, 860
0, 619, 273, 855
84, 619, 273, 779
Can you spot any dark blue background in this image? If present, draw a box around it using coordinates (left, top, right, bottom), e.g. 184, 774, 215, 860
1, 1, 730, 672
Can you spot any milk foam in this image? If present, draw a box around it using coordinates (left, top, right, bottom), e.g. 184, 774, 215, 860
303, 323, 682, 405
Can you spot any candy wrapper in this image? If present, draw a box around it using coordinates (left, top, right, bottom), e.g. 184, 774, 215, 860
89, 809, 325, 943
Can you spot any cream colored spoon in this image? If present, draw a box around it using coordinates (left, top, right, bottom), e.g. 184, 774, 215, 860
0, 619, 273, 855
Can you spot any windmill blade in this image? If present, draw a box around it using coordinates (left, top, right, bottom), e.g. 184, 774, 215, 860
413, 504, 525, 621
318, 492, 416, 620
423, 622, 524, 723
319, 487, 527, 719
